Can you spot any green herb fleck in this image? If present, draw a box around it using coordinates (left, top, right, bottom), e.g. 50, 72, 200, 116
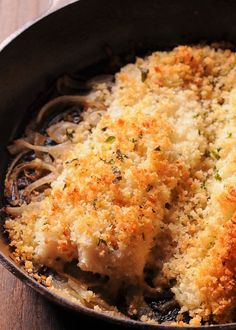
211, 149, 220, 160
131, 138, 138, 143
214, 171, 222, 181
227, 132, 232, 138
101, 127, 108, 131
141, 69, 149, 82
165, 202, 172, 210
105, 136, 116, 143
116, 149, 128, 161
100, 158, 114, 165
66, 128, 75, 142
138, 133, 143, 139
92, 199, 98, 210
201, 181, 206, 189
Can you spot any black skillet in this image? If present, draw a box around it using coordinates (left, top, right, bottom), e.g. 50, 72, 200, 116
0, 0, 236, 329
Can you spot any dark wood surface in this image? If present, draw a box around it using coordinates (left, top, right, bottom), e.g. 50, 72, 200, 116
0, 266, 129, 330
0, 266, 61, 330
0, 2, 127, 329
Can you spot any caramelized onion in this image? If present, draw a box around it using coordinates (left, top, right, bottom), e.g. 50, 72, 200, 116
36, 95, 87, 124
5, 158, 56, 206
87, 74, 114, 88
57, 75, 89, 95
46, 121, 78, 144
23, 173, 56, 202
12, 139, 71, 159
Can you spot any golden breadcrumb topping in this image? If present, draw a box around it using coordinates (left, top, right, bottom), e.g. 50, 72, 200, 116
5, 45, 236, 324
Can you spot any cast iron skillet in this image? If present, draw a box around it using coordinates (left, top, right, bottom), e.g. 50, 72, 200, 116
0, 0, 236, 329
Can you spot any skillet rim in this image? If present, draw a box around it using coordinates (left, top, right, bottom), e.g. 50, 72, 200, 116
0, 2, 236, 329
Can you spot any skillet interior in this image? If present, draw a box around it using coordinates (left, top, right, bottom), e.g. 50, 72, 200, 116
1, 0, 236, 328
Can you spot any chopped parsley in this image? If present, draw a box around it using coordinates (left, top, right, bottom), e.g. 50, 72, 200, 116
116, 149, 128, 161
211, 149, 221, 160
92, 199, 98, 210
214, 171, 222, 181
141, 69, 149, 82
138, 133, 143, 140
100, 158, 114, 164
105, 136, 116, 143
227, 132, 232, 138
66, 128, 75, 142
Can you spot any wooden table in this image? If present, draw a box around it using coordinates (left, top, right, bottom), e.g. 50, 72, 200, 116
0, 2, 128, 329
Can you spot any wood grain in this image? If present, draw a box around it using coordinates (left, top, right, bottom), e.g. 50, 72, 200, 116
0, 265, 127, 330
0, 266, 62, 330
0, 0, 76, 45
0, 0, 49, 44
0, 1, 128, 329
